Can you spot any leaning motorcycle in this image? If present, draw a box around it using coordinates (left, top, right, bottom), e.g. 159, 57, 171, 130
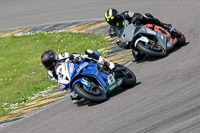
61, 54, 136, 103
113, 20, 186, 57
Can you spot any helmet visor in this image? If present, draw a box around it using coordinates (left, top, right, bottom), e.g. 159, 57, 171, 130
42, 59, 55, 70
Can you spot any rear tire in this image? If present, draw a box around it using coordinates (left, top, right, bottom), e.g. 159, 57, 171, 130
136, 41, 167, 57
73, 82, 107, 103
121, 67, 136, 88
171, 29, 186, 46
115, 64, 136, 88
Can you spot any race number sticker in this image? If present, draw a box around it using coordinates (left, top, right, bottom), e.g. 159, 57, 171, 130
108, 74, 115, 85
57, 65, 69, 82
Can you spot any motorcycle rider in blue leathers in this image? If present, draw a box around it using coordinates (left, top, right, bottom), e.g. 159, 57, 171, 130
105, 8, 172, 61
41, 49, 120, 103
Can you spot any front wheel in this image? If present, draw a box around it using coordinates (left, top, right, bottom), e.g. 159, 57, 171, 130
136, 41, 167, 57
73, 81, 107, 103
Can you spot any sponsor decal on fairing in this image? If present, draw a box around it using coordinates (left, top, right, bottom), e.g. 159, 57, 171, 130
76, 62, 88, 72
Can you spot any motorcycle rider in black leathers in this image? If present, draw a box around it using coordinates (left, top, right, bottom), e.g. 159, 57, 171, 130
41, 49, 121, 103
105, 8, 172, 61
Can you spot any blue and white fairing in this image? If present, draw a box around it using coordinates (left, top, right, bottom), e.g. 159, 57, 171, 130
58, 61, 77, 90
58, 57, 120, 93
69, 61, 112, 92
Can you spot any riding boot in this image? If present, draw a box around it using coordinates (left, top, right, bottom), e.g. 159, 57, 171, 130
145, 13, 154, 18
145, 13, 172, 31
98, 56, 126, 74
160, 23, 172, 30
154, 18, 172, 30
98, 56, 115, 70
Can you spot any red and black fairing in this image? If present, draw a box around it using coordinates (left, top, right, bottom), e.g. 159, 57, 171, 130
145, 24, 178, 50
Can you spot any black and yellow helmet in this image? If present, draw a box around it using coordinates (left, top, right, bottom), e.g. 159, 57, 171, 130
105, 8, 119, 26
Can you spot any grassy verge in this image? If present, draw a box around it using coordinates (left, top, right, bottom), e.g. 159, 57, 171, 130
0, 31, 110, 116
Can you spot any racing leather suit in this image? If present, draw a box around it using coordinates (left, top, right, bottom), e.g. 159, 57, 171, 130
48, 49, 115, 86
48, 49, 115, 103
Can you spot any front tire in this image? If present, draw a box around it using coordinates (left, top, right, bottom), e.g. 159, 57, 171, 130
136, 41, 167, 57
73, 82, 107, 103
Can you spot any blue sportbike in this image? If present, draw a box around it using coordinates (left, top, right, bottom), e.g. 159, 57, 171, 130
64, 59, 136, 103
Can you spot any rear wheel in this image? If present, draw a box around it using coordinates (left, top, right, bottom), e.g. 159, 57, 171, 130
171, 29, 186, 46
136, 41, 167, 57
73, 79, 107, 103
115, 64, 136, 88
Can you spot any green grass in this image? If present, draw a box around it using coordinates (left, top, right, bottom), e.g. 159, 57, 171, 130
0, 32, 110, 116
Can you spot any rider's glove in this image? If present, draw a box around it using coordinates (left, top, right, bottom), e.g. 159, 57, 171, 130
74, 56, 82, 63
71, 53, 82, 63
81, 53, 88, 60
131, 16, 141, 25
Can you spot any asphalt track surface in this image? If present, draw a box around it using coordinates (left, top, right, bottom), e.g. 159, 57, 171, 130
0, 0, 200, 133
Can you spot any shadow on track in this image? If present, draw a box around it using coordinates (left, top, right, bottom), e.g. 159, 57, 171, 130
133, 42, 189, 63
75, 82, 141, 107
